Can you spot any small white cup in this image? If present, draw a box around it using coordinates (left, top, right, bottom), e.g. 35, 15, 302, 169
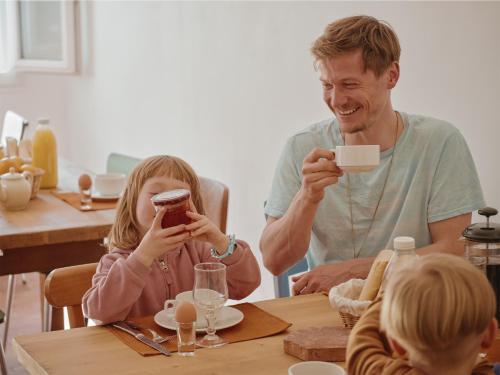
165, 291, 218, 326
333, 145, 380, 173
288, 361, 345, 375
94, 173, 126, 196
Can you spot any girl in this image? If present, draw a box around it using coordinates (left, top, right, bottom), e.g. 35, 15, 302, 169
83, 155, 261, 324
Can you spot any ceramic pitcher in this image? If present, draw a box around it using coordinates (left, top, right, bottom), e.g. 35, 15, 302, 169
0, 167, 33, 210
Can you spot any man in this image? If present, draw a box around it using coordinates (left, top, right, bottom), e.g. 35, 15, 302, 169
260, 15, 484, 295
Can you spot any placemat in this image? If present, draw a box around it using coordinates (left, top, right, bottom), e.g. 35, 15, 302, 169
51, 191, 117, 211
108, 302, 292, 356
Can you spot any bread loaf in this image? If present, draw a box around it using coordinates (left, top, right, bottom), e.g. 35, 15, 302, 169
358, 250, 392, 301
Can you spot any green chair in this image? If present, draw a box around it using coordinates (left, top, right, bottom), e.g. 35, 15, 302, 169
273, 257, 309, 297
106, 153, 141, 176
0, 309, 7, 375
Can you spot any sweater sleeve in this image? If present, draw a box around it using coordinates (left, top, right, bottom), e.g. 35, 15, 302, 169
346, 298, 494, 375
82, 250, 151, 324
346, 297, 423, 375
199, 239, 261, 300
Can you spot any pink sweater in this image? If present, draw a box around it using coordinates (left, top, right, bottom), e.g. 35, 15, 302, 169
83, 239, 260, 324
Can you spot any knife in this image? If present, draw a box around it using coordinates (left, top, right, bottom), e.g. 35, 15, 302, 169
112, 321, 171, 356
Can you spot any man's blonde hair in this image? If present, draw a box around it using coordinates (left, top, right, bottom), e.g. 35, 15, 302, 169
311, 15, 401, 77
109, 155, 205, 250
380, 253, 496, 365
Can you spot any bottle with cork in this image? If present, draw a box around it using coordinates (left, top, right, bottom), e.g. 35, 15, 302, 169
32, 118, 58, 188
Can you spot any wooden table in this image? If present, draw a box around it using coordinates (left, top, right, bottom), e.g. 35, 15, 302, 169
13, 294, 345, 374
0, 160, 115, 330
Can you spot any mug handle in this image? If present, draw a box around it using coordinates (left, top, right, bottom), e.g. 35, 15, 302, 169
164, 299, 178, 319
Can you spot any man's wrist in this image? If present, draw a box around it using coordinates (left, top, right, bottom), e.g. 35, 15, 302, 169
298, 187, 322, 207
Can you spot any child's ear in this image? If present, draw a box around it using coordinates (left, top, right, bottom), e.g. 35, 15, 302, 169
388, 336, 407, 356
480, 318, 498, 349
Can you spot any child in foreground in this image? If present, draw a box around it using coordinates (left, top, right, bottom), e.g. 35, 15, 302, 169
347, 253, 497, 375
83, 155, 260, 324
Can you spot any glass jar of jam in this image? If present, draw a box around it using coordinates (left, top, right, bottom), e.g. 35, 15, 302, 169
151, 189, 191, 228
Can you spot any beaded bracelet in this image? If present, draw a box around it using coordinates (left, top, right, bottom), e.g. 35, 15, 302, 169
210, 234, 237, 259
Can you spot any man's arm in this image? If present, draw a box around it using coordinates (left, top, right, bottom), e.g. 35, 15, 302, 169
417, 213, 471, 256
293, 213, 472, 295
260, 148, 342, 275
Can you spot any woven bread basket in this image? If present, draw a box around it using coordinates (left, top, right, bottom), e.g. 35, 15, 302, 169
328, 278, 371, 329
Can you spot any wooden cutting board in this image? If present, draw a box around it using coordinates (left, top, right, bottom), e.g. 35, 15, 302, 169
283, 326, 350, 362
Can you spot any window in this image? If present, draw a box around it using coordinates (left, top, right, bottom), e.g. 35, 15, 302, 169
0, 0, 75, 75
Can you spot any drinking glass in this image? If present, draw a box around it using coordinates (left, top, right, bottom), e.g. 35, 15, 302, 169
193, 262, 228, 348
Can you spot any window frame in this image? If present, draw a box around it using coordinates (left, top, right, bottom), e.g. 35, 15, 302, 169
7, 0, 76, 74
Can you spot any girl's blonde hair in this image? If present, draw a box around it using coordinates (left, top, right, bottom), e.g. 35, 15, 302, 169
109, 155, 205, 250
380, 253, 496, 365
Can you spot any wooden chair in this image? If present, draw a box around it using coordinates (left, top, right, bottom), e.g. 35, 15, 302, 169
44, 263, 98, 329
199, 177, 229, 234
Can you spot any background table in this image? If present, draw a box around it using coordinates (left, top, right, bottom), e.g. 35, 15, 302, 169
0, 160, 115, 330
13, 294, 344, 374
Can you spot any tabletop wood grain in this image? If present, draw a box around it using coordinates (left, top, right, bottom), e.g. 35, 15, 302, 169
13, 293, 346, 375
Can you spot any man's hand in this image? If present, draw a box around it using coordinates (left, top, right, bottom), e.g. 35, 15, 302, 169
300, 148, 343, 204
291, 257, 373, 295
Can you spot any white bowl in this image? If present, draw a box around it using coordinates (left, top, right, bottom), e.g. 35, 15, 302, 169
288, 361, 345, 375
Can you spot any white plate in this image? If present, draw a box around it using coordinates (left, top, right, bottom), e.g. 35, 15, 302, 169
91, 192, 121, 201
154, 306, 244, 332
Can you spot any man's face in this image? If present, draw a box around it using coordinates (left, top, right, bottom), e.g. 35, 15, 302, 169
319, 50, 397, 134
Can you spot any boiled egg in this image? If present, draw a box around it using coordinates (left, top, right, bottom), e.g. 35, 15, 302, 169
78, 174, 92, 190
174, 301, 197, 323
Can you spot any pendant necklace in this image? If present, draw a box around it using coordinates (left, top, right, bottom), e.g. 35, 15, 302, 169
345, 111, 400, 259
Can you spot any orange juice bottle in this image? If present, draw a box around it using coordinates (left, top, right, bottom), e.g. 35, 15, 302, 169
32, 118, 58, 188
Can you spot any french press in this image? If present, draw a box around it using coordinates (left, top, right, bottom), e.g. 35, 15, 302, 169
463, 207, 500, 321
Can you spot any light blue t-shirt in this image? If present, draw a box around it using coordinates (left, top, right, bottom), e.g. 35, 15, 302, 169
264, 112, 485, 268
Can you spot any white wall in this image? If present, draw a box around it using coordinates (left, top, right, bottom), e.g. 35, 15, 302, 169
1, 1, 499, 302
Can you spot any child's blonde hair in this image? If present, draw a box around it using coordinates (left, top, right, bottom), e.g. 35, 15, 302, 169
380, 253, 496, 366
109, 155, 205, 250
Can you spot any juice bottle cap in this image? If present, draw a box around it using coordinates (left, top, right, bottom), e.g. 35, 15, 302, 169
393, 236, 415, 250
38, 118, 50, 125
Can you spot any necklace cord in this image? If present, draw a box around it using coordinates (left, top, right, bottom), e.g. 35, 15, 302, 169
346, 111, 400, 259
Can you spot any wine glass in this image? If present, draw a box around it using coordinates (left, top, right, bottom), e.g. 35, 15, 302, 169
193, 262, 228, 348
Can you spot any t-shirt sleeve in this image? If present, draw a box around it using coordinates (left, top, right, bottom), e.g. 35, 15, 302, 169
264, 136, 302, 219
427, 130, 485, 223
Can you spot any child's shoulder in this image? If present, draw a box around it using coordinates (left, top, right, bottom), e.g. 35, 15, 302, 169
99, 247, 134, 264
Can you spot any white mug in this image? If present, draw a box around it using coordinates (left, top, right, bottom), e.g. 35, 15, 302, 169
332, 145, 380, 173
94, 173, 126, 196
288, 361, 345, 375
165, 291, 220, 326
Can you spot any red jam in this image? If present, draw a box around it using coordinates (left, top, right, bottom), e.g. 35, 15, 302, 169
151, 189, 191, 229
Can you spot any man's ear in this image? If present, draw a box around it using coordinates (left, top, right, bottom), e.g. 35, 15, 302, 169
480, 318, 498, 349
388, 335, 407, 356
387, 61, 400, 89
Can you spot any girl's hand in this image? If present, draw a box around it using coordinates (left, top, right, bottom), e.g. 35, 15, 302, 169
134, 206, 190, 267
185, 211, 229, 254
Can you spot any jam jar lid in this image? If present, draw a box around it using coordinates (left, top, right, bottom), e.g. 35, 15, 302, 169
151, 189, 190, 205
463, 207, 500, 243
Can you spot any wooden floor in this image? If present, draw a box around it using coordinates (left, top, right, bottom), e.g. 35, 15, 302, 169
0, 273, 41, 375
